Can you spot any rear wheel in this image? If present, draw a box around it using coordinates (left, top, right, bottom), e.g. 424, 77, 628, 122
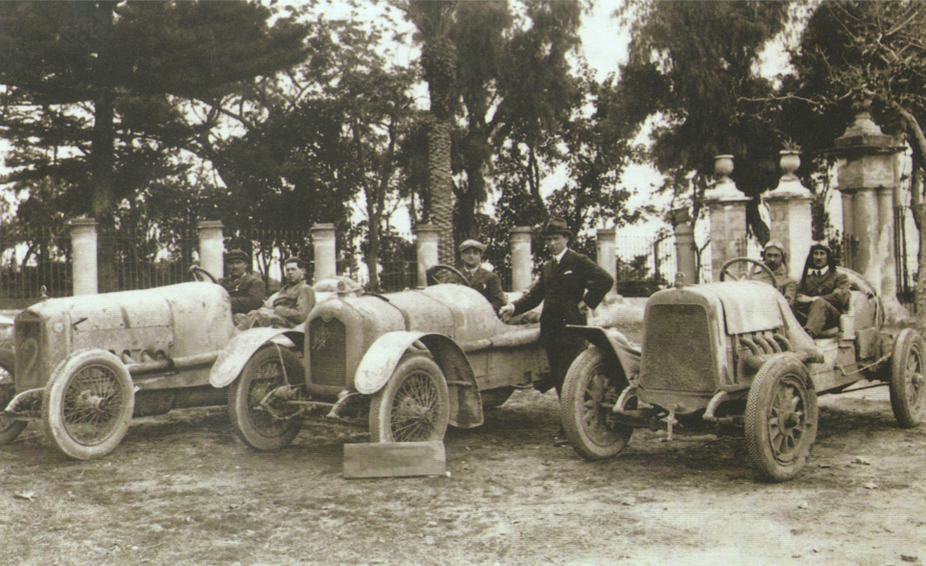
561, 347, 633, 460
42, 350, 135, 460
745, 355, 817, 482
369, 355, 449, 443
229, 346, 305, 450
0, 359, 27, 444
889, 329, 926, 428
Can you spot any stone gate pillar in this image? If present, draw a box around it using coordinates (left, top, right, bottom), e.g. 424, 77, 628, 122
704, 155, 749, 282
311, 223, 337, 283
70, 218, 98, 296
596, 227, 617, 297
671, 207, 697, 284
763, 151, 813, 281
831, 101, 907, 323
197, 220, 224, 280
510, 226, 533, 292
415, 223, 440, 288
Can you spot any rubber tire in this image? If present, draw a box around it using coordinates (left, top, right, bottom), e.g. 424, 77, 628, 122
745, 355, 818, 482
0, 361, 27, 445
561, 347, 633, 460
229, 346, 305, 451
42, 350, 135, 460
480, 386, 514, 409
369, 355, 449, 443
889, 329, 926, 428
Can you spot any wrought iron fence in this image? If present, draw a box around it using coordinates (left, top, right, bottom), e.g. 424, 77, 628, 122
0, 225, 71, 308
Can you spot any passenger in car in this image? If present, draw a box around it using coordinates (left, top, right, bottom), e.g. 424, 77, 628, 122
233, 257, 315, 331
793, 242, 850, 337
459, 239, 507, 313
220, 249, 265, 315
754, 240, 797, 305
499, 217, 614, 398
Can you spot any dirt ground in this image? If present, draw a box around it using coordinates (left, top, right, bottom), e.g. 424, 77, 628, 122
1, 322, 925, 566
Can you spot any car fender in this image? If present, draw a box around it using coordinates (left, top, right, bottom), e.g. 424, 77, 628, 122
567, 325, 640, 382
354, 331, 483, 429
209, 327, 304, 388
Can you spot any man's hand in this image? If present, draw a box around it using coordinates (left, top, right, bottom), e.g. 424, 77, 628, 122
578, 301, 590, 315
796, 294, 813, 303
499, 303, 515, 322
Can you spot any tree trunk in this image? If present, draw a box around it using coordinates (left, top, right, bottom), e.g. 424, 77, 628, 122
429, 119, 455, 265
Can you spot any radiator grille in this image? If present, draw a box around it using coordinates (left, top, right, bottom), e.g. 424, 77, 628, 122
14, 315, 45, 391
309, 318, 346, 387
641, 303, 715, 393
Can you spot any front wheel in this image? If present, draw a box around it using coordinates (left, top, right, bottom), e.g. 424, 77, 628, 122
889, 329, 926, 428
745, 355, 818, 482
561, 347, 633, 460
369, 355, 449, 443
229, 346, 305, 451
42, 350, 135, 460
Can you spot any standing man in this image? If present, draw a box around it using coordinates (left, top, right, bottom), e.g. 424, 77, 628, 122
220, 249, 265, 315
755, 240, 797, 305
459, 239, 507, 313
793, 242, 850, 337
499, 217, 614, 397
234, 257, 315, 330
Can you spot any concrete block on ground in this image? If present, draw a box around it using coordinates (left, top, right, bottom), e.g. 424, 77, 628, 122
343, 440, 446, 479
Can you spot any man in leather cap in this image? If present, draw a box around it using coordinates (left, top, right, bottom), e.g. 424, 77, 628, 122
219, 249, 265, 315
793, 242, 850, 337
754, 240, 797, 306
499, 217, 614, 397
459, 239, 507, 313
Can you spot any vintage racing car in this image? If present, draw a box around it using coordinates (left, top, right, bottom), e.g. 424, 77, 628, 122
0, 270, 359, 460
560, 257, 925, 482
210, 264, 628, 451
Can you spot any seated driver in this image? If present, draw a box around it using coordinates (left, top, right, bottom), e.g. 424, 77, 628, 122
233, 257, 315, 331
793, 242, 850, 338
752, 240, 797, 306
459, 239, 507, 313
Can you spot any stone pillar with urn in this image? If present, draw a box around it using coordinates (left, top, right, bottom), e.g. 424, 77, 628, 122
830, 101, 908, 324
704, 155, 750, 282
762, 150, 814, 282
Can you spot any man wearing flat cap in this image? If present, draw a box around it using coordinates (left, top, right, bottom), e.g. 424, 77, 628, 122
499, 217, 614, 398
220, 249, 265, 315
459, 239, 507, 313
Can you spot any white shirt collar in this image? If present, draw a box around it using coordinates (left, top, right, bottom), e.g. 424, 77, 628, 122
811, 266, 829, 277
554, 249, 568, 264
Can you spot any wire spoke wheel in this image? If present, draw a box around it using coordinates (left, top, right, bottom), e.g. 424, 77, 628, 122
370, 355, 449, 443
43, 350, 134, 460
230, 346, 304, 451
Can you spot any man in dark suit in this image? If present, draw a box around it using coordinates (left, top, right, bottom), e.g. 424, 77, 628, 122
219, 249, 265, 315
499, 217, 614, 397
793, 242, 850, 337
459, 239, 507, 313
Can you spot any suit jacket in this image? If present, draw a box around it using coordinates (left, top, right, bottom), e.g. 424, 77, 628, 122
511, 249, 614, 340
465, 266, 507, 312
799, 267, 850, 313
220, 272, 265, 314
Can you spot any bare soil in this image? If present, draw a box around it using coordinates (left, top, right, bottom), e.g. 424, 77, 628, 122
1, 323, 925, 566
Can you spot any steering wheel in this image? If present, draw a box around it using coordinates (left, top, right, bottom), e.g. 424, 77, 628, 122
189, 265, 217, 283
426, 264, 469, 286
719, 257, 777, 289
